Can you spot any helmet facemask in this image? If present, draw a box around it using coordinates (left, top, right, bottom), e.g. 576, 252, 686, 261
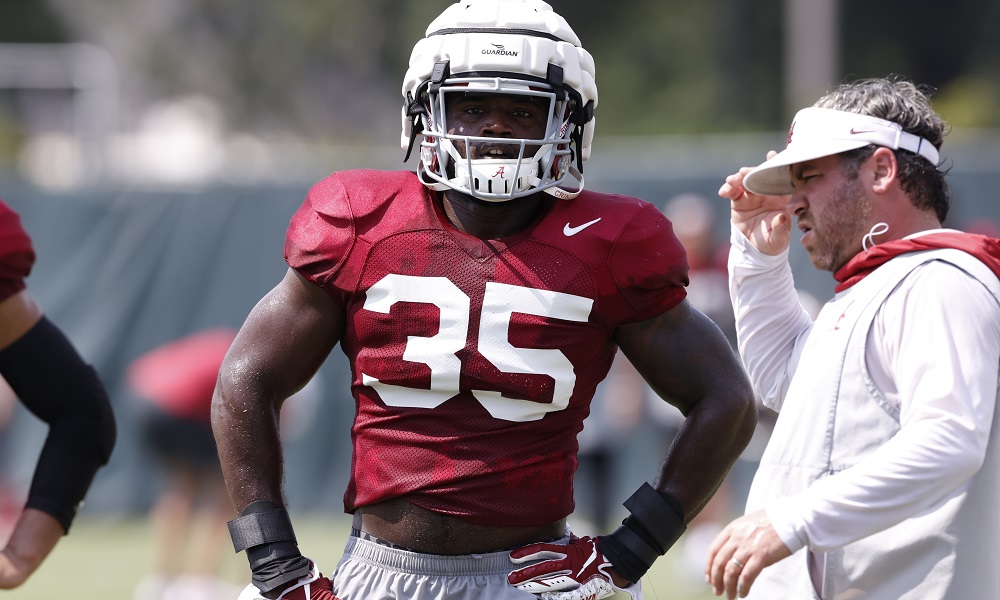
412, 69, 581, 202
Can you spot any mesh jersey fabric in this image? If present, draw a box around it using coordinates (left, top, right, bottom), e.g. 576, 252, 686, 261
284, 169, 688, 527
0, 199, 36, 304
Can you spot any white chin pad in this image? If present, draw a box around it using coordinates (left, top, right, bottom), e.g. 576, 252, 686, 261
457, 158, 539, 199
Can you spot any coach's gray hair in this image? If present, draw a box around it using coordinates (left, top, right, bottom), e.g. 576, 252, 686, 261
816, 76, 951, 223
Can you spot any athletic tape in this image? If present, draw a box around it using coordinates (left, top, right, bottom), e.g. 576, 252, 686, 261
228, 508, 298, 553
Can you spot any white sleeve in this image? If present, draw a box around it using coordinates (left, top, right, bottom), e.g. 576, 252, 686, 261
728, 225, 814, 411
768, 262, 1000, 553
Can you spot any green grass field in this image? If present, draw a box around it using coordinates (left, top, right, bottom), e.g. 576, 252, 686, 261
13, 514, 720, 599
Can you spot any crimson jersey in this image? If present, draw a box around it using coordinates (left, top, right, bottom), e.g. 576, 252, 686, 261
0, 200, 35, 304
285, 170, 688, 527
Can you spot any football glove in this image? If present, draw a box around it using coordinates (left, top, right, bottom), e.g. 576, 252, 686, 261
236, 560, 339, 600
508, 535, 642, 600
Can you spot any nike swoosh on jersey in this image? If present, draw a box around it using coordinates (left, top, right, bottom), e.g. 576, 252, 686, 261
563, 217, 602, 236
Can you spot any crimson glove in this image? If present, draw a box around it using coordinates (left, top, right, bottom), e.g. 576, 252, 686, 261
237, 560, 339, 600
508, 535, 641, 599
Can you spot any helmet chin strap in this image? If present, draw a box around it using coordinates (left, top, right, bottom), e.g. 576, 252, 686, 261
544, 165, 584, 200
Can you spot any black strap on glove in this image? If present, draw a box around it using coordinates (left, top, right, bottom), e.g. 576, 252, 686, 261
228, 500, 311, 593
598, 482, 686, 584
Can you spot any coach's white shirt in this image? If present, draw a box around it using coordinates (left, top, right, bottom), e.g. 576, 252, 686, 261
729, 227, 1000, 599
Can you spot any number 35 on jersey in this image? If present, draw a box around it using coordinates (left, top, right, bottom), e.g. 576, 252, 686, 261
359, 274, 594, 423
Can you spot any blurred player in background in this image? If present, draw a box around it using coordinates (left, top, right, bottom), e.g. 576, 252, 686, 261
660, 193, 734, 347
213, 1, 757, 599
707, 77, 1000, 599
0, 198, 116, 589
129, 328, 238, 600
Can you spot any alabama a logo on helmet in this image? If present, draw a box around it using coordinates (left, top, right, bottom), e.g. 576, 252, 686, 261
786, 121, 796, 146
482, 43, 519, 57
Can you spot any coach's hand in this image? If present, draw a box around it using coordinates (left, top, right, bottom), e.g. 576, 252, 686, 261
508, 535, 641, 599
705, 510, 791, 599
237, 560, 339, 600
718, 151, 793, 257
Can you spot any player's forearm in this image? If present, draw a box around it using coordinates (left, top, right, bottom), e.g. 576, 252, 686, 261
655, 388, 757, 521
0, 316, 116, 531
213, 375, 314, 596
211, 382, 287, 512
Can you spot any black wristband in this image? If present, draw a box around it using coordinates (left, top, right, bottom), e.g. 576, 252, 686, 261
622, 482, 686, 553
598, 532, 654, 584
230, 500, 311, 593
598, 482, 686, 583
228, 502, 298, 552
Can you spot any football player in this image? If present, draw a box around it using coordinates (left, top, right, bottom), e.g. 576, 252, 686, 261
213, 1, 757, 599
0, 199, 116, 589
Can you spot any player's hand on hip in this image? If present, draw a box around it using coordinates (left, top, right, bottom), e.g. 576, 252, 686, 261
508, 535, 641, 599
718, 152, 793, 256
237, 560, 339, 600
704, 509, 791, 599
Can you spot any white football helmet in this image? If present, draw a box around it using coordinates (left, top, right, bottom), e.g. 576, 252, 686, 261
401, 0, 598, 201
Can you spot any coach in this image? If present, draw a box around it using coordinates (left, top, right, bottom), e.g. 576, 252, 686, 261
706, 76, 1000, 599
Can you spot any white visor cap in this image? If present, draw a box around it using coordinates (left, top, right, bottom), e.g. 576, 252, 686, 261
743, 107, 941, 196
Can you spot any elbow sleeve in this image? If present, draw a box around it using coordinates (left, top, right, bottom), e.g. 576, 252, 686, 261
0, 316, 116, 532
